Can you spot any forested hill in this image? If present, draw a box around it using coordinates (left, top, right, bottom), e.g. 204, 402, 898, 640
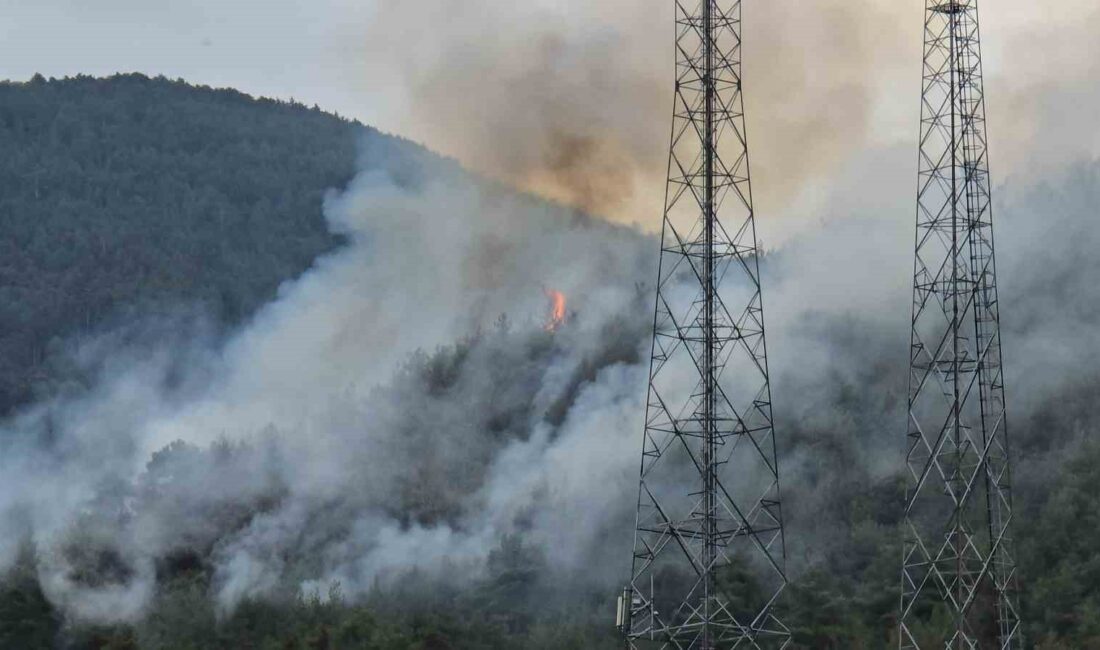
0, 73, 413, 412
5, 74, 1100, 650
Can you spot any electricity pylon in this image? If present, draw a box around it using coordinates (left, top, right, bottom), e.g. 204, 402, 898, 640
619, 1, 790, 647
899, 1, 1021, 647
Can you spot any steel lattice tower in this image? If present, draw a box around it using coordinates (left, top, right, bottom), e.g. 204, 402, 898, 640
899, 1, 1021, 647
619, 1, 789, 647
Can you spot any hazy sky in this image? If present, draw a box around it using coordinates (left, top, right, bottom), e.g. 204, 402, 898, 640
3, 0, 1098, 235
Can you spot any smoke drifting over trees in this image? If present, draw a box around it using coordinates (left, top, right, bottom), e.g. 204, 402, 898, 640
358, 0, 921, 224
2, 75, 1100, 647
358, 0, 1100, 234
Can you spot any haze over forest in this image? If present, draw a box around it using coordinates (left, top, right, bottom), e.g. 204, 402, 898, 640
0, 70, 1098, 649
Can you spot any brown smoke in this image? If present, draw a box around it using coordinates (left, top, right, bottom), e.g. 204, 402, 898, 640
358, 0, 1098, 226
359, 4, 668, 224
987, 1, 1100, 176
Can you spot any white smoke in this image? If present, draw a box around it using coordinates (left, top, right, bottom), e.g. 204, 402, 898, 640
0, 134, 653, 622
1, 129, 1098, 626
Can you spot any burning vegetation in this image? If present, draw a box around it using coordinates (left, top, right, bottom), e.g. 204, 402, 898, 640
545, 289, 567, 331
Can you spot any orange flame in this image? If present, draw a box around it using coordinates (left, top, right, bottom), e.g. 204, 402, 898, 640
546, 289, 567, 332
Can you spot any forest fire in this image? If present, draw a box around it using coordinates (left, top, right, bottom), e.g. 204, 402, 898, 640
546, 289, 567, 332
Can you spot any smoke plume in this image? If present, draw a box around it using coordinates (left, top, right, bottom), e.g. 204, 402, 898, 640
1, 129, 1099, 626
357, 0, 1100, 240
358, 0, 917, 226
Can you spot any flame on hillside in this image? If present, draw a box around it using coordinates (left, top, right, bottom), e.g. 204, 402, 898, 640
545, 289, 567, 332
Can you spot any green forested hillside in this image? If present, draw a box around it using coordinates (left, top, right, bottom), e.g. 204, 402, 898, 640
0, 73, 361, 411
0, 74, 624, 650
2, 73, 1100, 650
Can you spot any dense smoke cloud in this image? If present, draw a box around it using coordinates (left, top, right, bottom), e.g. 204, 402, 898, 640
1, 0, 1099, 638
4, 0, 1098, 229
990, 1, 1100, 177
1, 118, 1098, 625
0, 137, 654, 621
359, 0, 1100, 236
359, 0, 918, 226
